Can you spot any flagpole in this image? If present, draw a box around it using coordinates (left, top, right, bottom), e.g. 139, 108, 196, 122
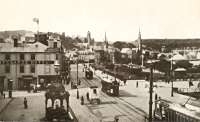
37, 19, 39, 42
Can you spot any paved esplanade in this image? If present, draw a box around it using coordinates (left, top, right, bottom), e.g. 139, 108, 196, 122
0, 92, 45, 122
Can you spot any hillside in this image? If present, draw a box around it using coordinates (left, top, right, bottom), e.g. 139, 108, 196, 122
0, 30, 34, 39
141, 38, 200, 51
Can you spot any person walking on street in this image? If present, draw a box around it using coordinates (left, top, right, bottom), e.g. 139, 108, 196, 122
86, 92, 90, 101
24, 97, 28, 109
81, 96, 84, 105
136, 81, 138, 88
155, 93, 158, 101
123, 80, 126, 85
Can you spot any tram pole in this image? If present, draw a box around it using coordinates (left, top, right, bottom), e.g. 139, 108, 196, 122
171, 59, 174, 97
77, 59, 78, 85
149, 65, 153, 122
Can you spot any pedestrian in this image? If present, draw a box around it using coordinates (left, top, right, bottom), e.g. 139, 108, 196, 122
114, 116, 119, 122
78, 79, 81, 85
123, 80, 126, 85
3, 93, 5, 99
155, 93, 158, 101
24, 97, 28, 109
77, 89, 79, 99
86, 92, 90, 101
136, 81, 138, 88
81, 96, 84, 105
189, 80, 193, 88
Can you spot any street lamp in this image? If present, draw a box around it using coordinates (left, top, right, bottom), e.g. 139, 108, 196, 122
171, 58, 174, 97
76, 58, 79, 99
146, 60, 159, 122
54, 61, 60, 83
76, 58, 79, 86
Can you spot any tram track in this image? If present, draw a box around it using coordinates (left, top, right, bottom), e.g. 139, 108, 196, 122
82, 76, 147, 121
83, 78, 145, 122
100, 92, 146, 122
100, 92, 137, 121
70, 66, 147, 121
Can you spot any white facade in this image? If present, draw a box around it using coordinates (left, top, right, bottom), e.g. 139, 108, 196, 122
0, 40, 61, 90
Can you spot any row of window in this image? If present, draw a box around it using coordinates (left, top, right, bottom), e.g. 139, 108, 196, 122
5, 65, 35, 73
0, 60, 55, 65
4, 54, 59, 60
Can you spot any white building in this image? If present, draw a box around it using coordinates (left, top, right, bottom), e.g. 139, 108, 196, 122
0, 35, 62, 90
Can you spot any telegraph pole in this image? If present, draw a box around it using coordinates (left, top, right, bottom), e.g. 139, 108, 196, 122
149, 65, 153, 122
171, 55, 174, 97
77, 59, 78, 85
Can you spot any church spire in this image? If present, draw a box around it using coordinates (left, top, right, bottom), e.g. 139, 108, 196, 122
104, 32, 108, 49
138, 28, 142, 51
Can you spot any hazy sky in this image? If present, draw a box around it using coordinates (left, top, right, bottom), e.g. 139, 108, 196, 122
0, 0, 200, 41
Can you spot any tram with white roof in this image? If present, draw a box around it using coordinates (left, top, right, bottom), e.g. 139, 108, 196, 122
101, 77, 119, 96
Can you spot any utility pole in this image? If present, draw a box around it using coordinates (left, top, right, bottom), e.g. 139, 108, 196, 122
149, 65, 153, 122
77, 59, 78, 85
171, 56, 174, 97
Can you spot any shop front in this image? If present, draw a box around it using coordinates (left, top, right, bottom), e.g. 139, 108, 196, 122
18, 75, 37, 90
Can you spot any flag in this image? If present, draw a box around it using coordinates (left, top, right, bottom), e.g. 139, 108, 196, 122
33, 18, 39, 24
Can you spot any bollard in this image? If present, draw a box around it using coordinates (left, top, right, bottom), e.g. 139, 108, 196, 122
136, 81, 138, 88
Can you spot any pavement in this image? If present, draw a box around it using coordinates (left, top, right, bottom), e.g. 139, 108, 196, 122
68, 88, 101, 122
0, 95, 45, 122
0, 91, 44, 117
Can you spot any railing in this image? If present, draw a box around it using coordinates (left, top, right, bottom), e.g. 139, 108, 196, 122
178, 88, 200, 93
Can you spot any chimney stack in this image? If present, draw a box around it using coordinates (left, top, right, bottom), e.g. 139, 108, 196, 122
13, 38, 18, 47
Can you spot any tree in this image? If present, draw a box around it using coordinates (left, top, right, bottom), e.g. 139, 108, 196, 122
127, 43, 136, 48
174, 60, 193, 70
114, 50, 121, 64
112, 41, 135, 50
154, 59, 171, 73
113, 41, 127, 50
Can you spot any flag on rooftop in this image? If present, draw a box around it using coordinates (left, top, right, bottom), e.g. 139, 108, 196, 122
33, 17, 39, 24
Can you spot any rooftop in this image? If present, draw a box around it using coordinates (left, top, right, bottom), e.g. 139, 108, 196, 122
0, 42, 47, 53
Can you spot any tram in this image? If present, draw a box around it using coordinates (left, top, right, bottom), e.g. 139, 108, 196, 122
154, 98, 200, 122
88, 86, 101, 104
101, 78, 119, 96
45, 82, 70, 121
85, 68, 93, 80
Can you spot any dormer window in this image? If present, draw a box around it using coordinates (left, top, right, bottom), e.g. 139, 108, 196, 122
53, 42, 57, 48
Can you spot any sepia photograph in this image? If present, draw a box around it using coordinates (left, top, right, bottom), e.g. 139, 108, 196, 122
0, 0, 200, 122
